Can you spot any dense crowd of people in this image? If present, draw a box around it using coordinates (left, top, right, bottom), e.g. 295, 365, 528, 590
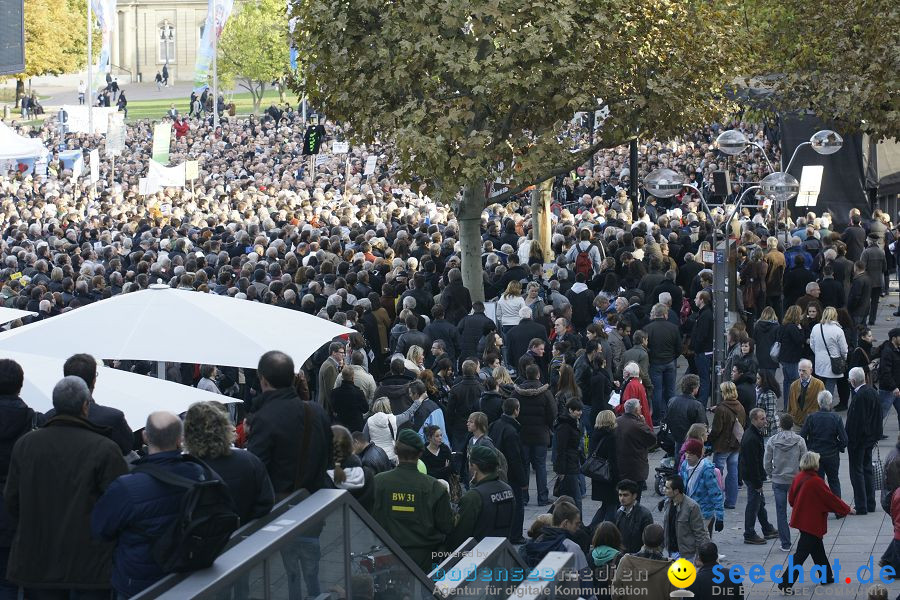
0, 110, 899, 600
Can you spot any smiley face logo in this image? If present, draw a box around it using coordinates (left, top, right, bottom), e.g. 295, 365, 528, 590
668, 558, 696, 588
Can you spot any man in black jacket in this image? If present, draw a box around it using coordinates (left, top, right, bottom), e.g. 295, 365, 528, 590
847, 261, 872, 326
351, 431, 393, 474
613, 479, 654, 553
424, 305, 461, 364
447, 360, 483, 451
878, 328, 900, 432
664, 374, 707, 462
846, 367, 884, 514
247, 351, 332, 498
457, 301, 496, 365
689, 542, 745, 599
488, 398, 528, 543
842, 215, 867, 262
506, 306, 549, 369
643, 303, 682, 425
395, 314, 431, 359
740, 408, 778, 544
0, 360, 37, 599
41, 353, 134, 455
690, 291, 714, 407
732, 362, 758, 418
514, 364, 557, 506
439, 268, 472, 325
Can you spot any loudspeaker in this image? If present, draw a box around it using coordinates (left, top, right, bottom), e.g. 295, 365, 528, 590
0, 0, 25, 76
711, 170, 731, 197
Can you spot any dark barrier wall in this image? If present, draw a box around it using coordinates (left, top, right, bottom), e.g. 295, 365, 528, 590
0, 0, 24, 76
780, 113, 868, 225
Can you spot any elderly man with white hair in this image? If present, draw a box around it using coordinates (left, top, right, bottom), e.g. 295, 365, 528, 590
787, 359, 824, 427
799, 390, 847, 498
845, 367, 883, 514
614, 397, 657, 501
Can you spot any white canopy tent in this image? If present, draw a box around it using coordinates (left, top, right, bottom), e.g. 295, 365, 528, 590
0, 308, 36, 327
6, 350, 230, 430
0, 121, 47, 161
0, 286, 354, 369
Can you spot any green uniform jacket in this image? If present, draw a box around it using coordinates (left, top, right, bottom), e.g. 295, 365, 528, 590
371, 462, 453, 573
445, 473, 495, 550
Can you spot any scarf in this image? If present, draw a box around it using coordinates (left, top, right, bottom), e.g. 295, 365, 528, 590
591, 545, 619, 566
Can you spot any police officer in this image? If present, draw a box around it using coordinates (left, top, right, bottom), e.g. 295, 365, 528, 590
445, 445, 515, 549
371, 429, 453, 573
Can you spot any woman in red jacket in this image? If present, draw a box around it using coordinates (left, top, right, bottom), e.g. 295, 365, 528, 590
779, 451, 854, 592
613, 362, 652, 425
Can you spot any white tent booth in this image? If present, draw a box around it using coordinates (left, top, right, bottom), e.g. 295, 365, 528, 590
0, 308, 36, 327
7, 350, 226, 429
0, 121, 46, 161
0, 285, 354, 368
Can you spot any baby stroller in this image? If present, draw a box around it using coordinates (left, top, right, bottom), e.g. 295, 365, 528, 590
654, 456, 677, 496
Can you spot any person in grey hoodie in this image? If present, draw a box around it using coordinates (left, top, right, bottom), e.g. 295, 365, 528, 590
765, 413, 807, 551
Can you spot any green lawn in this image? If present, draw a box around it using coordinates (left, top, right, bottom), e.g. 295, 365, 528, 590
125, 89, 285, 121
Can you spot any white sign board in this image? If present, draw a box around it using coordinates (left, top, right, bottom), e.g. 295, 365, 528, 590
184, 160, 199, 181
106, 113, 125, 157
89, 149, 100, 184
147, 160, 186, 188
796, 165, 824, 207
62, 106, 116, 134
363, 155, 377, 176
138, 177, 158, 195
702, 250, 715, 264
315, 154, 329, 166
332, 141, 349, 154
71, 154, 84, 180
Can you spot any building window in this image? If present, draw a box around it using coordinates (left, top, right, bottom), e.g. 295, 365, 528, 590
158, 22, 175, 64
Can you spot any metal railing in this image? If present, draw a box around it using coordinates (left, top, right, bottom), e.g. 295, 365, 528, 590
133, 488, 435, 600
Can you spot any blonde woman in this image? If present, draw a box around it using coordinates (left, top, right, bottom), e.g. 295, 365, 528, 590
405, 345, 424, 374
496, 280, 526, 332
364, 394, 424, 464
587, 410, 618, 526
709, 381, 746, 509
809, 306, 847, 397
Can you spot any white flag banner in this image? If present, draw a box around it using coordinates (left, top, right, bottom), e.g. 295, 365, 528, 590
363, 155, 377, 176
332, 141, 349, 154
138, 177, 159, 195
148, 160, 186, 188
89, 150, 100, 184
62, 106, 117, 134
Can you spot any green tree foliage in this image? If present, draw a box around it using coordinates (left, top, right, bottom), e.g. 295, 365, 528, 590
218, 0, 290, 113
19, 0, 91, 78
292, 0, 752, 299
746, 0, 899, 140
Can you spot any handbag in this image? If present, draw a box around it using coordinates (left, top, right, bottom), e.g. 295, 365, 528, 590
553, 474, 565, 498
820, 324, 846, 375
874, 445, 885, 491
769, 341, 781, 362
581, 451, 612, 482
725, 406, 744, 443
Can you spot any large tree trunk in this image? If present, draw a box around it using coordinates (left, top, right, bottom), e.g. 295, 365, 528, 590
531, 179, 553, 261
458, 184, 486, 302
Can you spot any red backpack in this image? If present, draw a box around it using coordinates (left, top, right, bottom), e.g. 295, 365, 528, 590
574, 243, 593, 278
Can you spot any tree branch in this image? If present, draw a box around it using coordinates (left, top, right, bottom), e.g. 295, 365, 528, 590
488, 133, 631, 204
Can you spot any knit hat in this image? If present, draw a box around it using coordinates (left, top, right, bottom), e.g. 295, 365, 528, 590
890, 328, 900, 340
397, 429, 424, 451
683, 439, 704, 457
469, 445, 499, 470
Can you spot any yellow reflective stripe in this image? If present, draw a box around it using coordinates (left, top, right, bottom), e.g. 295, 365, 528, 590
391, 505, 415, 512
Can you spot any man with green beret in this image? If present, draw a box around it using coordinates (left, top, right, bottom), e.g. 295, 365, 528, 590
371, 428, 454, 573
444, 445, 515, 550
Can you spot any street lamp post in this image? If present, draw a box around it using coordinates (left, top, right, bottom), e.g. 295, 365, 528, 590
161, 21, 173, 71
644, 168, 759, 399
715, 128, 841, 244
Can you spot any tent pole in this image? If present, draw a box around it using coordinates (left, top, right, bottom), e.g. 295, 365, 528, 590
157, 361, 165, 380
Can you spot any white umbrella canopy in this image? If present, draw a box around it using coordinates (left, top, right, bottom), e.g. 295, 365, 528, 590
0, 286, 354, 369
6, 351, 231, 430
0, 307, 36, 326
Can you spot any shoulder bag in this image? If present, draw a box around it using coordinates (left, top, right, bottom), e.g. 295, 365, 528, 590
820, 324, 846, 375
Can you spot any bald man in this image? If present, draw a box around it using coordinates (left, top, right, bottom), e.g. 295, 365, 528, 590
92, 411, 231, 598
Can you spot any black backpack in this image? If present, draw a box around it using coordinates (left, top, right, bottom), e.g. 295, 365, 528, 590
134, 457, 241, 573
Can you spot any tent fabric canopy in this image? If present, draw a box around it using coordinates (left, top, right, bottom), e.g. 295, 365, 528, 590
0, 286, 354, 369
0, 307, 36, 327
6, 350, 231, 431
0, 121, 46, 160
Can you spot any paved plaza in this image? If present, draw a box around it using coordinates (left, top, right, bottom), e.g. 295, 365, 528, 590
522, 295, 900, 599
